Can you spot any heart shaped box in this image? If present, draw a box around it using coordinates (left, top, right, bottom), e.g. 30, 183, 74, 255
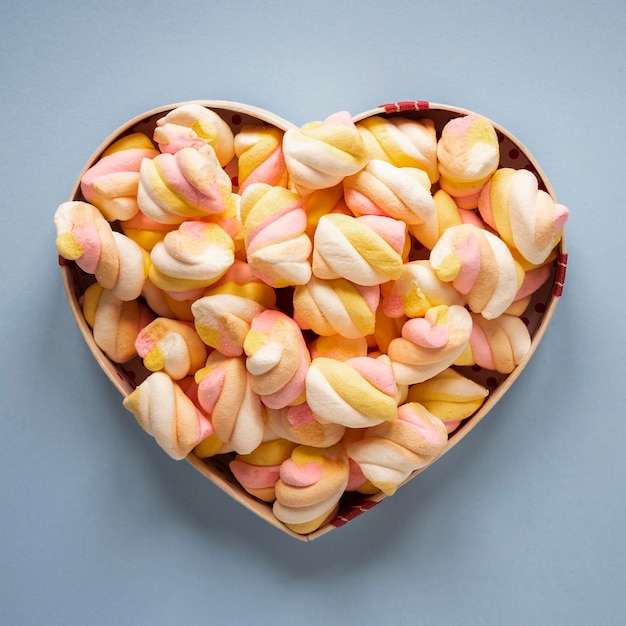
58, 100, 568, 541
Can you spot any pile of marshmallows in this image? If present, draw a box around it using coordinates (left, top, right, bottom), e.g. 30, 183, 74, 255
54, 104, 568, 534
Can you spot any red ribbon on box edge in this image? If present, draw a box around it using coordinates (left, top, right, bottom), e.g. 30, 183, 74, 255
553, 252, 568, 297
380, 101, 430, 114
331, 499, 380, 528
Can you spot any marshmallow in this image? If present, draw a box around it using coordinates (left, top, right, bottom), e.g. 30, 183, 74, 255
347, 465, 379, 494
119, 210, 177, 253
193, 430, 234, 458
455, 312, 532, 374
302, 184, 350, 238
305, 355, 399, 428
140, 279, 195, 322
123, 371, 213, 460
346, 402, 448, 495
380, 259, 466, 319
308, 335, 369, 361
229, 439, 298, 502
356, 115, 439, 183
154, 103, 235, 166
55, 201, 149, 301
437, 114, 500, 206
204, 192, 245, 258
266, 401, 346, 448
293, 275, 380, 338
137, 144, 235, 224
191, 293, 266, 358
343, 441, 379, 494
478, 167, 569, 265
505, 262, 553, 316
148, 220, 234, 293
343, 159, 436, 226
240, 183, 312, 287
82, 282, 154, 363
405, 368, 488, 433
387, 304, 473, 385
409, 188, 486, 250
429, 223, 523, 320
312, 213, 406, 286
234, 124, 288, 193
135, 318, 208, 380
282, 111, 370, 195
243, 310, 310, 409
195, 351, 265, 455
273, 443, 350, 533
80, 133, 159, 222
204, 259, 277, 307
101, 231, 148, 302
367, 305, 406, 354
189, 261, 277, 356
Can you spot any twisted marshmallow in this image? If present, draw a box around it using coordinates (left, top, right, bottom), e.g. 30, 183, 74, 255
153, 103, 235, 166
343, 159, 436, 226
356, 115, 439, 183
380, 259, 465, 319
229, 439, 298, 502
346, 402, 448, 495
148, 220, 234, 294
293, 275, 380, 338
437, 114, 500, 207
429, 223, 523, 320
191, 294, 266, 358
55, 201, 149, 301
405, 368, 488, 433
80, 133, 159, 222
194, 351, 265, 455
273, 444, 350, 534
305, 355, 399, 428
82, 282, 154, 363
137, 144, 234, 224
190, 260, 276, 357
135, 318, 208, 380
234, 124, 288, 193
266, 401, 346, 448
243, 310, 310, 409
387, 304, 473, 385
409, 188, 487, 250
282, 110, 369, 195
312, 213, 406, 286
123, 371, 213, 460
455, 312, 532, 374
240, 183, 312, 287
478, 167, 569, 265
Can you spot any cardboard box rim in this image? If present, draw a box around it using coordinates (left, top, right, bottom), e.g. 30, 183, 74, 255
59, 100, 567, 541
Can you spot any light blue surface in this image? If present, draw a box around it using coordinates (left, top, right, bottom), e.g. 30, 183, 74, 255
2, 1, 625, 624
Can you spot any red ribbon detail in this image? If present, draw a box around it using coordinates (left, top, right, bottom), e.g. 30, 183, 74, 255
553, 252, 568, 297
380, 101, 430, 115
330, 498, 380, 528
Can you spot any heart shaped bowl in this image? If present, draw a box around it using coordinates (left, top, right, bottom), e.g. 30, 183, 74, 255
58, 100, 568, 541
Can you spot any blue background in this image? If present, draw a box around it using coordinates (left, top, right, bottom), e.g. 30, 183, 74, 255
2, 1, 625, 624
